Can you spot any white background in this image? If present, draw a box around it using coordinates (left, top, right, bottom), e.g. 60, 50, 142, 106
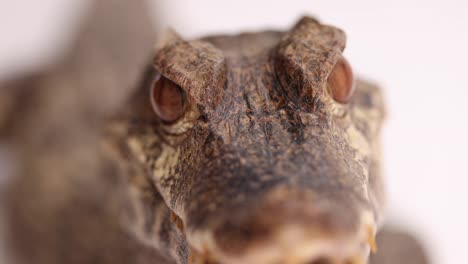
1, 0, 467, 263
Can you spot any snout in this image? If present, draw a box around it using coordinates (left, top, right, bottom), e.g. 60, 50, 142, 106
181, 124, 380, 264
188, 187, 376, 264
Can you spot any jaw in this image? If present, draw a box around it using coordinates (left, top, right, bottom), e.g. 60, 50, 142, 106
187, 197, 377, 264
189, 219, 376, 264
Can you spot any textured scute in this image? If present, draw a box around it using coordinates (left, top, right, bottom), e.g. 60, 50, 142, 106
122, 16, 386, 262
275, 16, 347, 113
153, 40, 227, 109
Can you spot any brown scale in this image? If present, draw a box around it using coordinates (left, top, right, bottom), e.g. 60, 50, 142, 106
116, 16, 429, 264
0, 2, 430, 263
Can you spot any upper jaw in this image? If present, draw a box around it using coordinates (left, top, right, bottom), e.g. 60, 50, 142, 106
187, 187, 377, 264
190, 220, 375, 264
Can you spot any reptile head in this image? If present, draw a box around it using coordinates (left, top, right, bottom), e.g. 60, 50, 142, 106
120, 17, 385, 264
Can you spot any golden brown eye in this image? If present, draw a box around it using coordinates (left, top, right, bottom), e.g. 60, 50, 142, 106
150, 76, 185, 123
327, 55, 355, 104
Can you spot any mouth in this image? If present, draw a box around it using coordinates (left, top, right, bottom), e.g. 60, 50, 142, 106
190, 222, 376, 264
187, 188, 377, 264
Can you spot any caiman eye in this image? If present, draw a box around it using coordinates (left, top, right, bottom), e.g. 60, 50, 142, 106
150, 75, 186, 123
327, 55, 355, 104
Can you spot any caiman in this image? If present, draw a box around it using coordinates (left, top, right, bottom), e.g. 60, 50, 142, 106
0, 1, 429, 263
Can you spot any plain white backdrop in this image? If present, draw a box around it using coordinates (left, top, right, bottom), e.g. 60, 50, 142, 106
1, 0, 467, 263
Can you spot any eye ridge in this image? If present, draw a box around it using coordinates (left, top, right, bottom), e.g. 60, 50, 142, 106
150, 75, 187, 123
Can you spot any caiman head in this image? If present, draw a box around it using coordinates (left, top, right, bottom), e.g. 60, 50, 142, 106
118, 16, 385, 264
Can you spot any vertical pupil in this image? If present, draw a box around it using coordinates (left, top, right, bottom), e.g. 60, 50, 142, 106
327, 56, 355, 104
151, 77, 184, 122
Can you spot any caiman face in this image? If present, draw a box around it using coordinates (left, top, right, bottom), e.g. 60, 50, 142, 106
121, 17, 385, 264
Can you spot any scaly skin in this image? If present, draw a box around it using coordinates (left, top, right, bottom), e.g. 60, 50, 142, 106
114, 17, 386, 263
0, 2, 429, 263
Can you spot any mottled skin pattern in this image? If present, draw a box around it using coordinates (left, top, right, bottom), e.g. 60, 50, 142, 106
0, 1, 176, 263
0, 4, 429, 263
115, 17, 386, 263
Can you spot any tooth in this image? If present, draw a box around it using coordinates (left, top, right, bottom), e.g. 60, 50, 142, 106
189, 247, 216, 264
170, 211, 184, 231
367, 226, 378, 253
189, 250, 205, 264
